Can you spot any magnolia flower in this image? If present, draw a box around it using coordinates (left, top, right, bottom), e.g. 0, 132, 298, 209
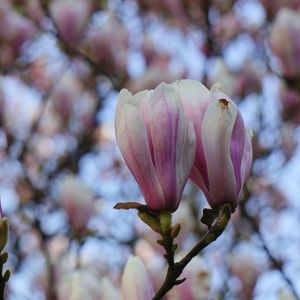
230, 252, 264, 300
58, 175, 94, 233
269, 8, 300, 78
174, 80, 252, 209
57, 269, 118, 300
121, 255, 154, 300
115, 82, 195, 212
84, 15, 129, 75
261, 0, 300, 20
50, 0, 92, 44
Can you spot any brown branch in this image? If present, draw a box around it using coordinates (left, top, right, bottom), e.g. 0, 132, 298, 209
153, 204, 232, 300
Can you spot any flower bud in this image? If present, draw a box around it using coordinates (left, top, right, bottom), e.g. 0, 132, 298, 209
115, 82, 195, 212
121, 255, 154, 300
0, 198, 8, 254
83, 15, 129, 75
174, 80, 252, 209
58, 175, 94, 233
57, 269, 117, 300
230, 252, 264, 300
50, 0, 92, 44
269, 8, 300, 78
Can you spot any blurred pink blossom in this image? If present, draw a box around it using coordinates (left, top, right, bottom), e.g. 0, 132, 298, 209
50, 0, 93, 44
83, 15, 129, 75
13, 0, 44, 22
59, 175, 94, 233
261, 0, 300, 20
0, 4, 35, 67
121, 255, 154, 300
208, 60, 236, 97
57, 269, 117, 300
213, 12, 240, 46
235, 61, 262, 98
230, 252, 264, 300
209, 60, 262, 99
280, 85, 300, 123
269, 8, 300, 79
134, 239, 165, 292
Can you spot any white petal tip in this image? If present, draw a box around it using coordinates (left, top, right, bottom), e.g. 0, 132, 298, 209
211, 82, 222, 93
247, 128, 254, 139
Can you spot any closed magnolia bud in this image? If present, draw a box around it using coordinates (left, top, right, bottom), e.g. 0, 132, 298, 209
57, 269, 117, 300
230, 252, 263, 300
84, 15, 129, 75
269, 8, 300, 78
121, 256, 154, 300
115, 82, 196, 212
50, 0, 92, 44
59, 175, 94, 233
174, 80, 252, 209
101, 277, 120, 300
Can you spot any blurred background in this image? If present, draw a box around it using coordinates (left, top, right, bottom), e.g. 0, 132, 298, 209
0, 0, 300, 299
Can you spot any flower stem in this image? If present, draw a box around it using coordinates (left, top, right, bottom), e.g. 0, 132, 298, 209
153, 204, 231, 300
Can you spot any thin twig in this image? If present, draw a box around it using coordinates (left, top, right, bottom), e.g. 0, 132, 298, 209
153, 204, 231, 300
240, 202, 300, 300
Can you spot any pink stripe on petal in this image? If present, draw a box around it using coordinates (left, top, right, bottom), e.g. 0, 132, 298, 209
116, 104, 165, 211
230, 110, 246, 195
149, 83, 180, 210
237, 131, 253, 200
194, 119, 210, 190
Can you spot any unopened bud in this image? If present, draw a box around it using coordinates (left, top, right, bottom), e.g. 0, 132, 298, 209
138, 211, 161, 233
0, 218, 9, 253
3, 269, 10, 282
170, 223, 181, 239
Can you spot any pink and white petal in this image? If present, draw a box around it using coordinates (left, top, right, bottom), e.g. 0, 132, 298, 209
190, 166, 215, 208
149, 83, 183, 210
172, 79, 210, 119
237, 131, 253, 199
139, 91, 155, 160
115, 89, 150, 135
115, 89, 133, 135
230, 111, 246, 195
193, 117, 210, 190
116, 103, 165, 211
176, 121, 196, 207
173, 79, 211, 188
121, 256, 154, 300
202, 99, 238, 205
